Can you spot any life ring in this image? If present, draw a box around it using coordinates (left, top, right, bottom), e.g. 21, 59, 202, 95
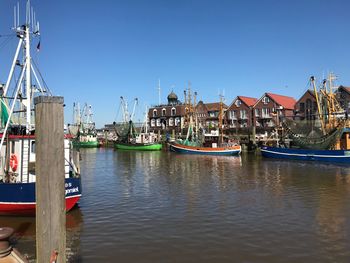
9, 154, 18, 172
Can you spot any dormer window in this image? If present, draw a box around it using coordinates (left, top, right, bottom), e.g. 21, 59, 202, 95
171, 107, 176, 116
162, 108, 166, 116
263, 96, 270, 104
153, 109, 157, 117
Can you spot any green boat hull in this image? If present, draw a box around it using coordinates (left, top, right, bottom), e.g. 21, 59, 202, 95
73, 141, 99, 148
115, 142, 162, 151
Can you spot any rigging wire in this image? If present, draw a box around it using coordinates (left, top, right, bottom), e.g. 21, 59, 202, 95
115, 102, 122, 123
31, 59, 52, 96
0, 35, 15, 51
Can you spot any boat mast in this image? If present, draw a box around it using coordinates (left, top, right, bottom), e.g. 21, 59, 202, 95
219, 94, 224, 145
311, 76, 326, 135
25, 18, 31, 134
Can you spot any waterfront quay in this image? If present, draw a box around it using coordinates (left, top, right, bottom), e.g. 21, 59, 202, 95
5, 148, 350, 262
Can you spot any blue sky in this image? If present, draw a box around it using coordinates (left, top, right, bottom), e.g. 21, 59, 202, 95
0, 0, 349, 127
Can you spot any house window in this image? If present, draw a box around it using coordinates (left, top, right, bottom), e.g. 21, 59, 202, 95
240, 110, 247, 119
169, 118, 174, 126
153, 109, 157, 117
263, 96, 270, 104
156, 119, 161, 126
262, 108, 270, 117
171, 107, 176, 116
151, 119, 155, 127
229, 110, 236, 119
175, 117, 180, 126
235, 100, 241, 107
300, 103, 305, 112
162, 108, 166, 116
255, 109, 260, 117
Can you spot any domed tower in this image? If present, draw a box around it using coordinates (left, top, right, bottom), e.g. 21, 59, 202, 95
167, 91, 179, 105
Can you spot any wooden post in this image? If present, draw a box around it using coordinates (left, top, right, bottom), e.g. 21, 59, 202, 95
252, 126, 256, 144
35, 96, 66, 263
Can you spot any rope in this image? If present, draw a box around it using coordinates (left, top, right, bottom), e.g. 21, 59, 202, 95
31, 59, 52, 95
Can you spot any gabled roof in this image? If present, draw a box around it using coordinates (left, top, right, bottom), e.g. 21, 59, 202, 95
266, 93, 296, 110
205, 102, 228, 111
295, 89, 316, 104
338, 85, 350, 94
237, 96, 258, 107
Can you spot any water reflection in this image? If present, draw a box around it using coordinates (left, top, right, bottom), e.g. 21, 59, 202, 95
2, 149, 350, 262
0, 207, 83, 262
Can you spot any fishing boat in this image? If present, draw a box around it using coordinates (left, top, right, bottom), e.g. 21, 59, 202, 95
0, 1, 81, 215
70, 103, 99, 148
260, 146, 350, 163
261, 75, 350, 164
114, 97, 162, 151
170, 88, 241, 155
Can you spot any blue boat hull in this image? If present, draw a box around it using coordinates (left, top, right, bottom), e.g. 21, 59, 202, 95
260, 146, 350, 163
0, 177, 82, 215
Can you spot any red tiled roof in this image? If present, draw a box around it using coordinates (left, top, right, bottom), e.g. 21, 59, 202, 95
339, 86, 350, 94
295, 89, 315, 104
266, 93, 296, 110
237, 96, 258, 107
205, 102, 228, 111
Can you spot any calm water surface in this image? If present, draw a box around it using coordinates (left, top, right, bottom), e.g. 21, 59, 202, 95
2, 148, 350, 262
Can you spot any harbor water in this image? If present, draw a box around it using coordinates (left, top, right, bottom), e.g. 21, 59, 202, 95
2, 148, 350, 262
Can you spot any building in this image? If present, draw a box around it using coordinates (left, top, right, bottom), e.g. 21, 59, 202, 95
226, 96, 258, 130
294, 90, 317, 120
148, 91, 186, 133
253, 93, 296, 130
201, 102, 228, 129
195, 101, 208, 129
337, 86, 350, 113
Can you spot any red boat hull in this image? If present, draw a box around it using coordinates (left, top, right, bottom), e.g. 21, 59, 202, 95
0, 195, 81, 216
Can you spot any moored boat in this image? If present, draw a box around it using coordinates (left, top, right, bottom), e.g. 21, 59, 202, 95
260, 145, 350, 163
115, 141, 162, 151
114, 97, 162, 151
0, 1, 82, 215
170, 88, 241, 156
261, 75, 350, 164
170, 142, 241, 155
71, 103, 99, 148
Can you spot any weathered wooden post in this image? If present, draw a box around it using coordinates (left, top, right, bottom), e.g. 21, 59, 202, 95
35, 96, 66, 263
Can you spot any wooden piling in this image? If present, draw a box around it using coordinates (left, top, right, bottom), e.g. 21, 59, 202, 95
252, 126, 256, 144
34, 96, 66, 263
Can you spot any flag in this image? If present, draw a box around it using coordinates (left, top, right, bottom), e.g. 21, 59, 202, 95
36, 41, 41, 52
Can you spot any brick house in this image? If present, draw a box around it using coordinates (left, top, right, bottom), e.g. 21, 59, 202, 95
195, 101, 208, 129
253, 93, 296, 130
148, 91, 186, 132
294, 90, 317, 120
203, 102, 228, 129
226, 96, 258, 130
337, 86, 350, 113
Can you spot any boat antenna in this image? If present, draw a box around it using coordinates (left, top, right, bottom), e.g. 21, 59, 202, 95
130, 98, 139, 122
157, 79, 161, 105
